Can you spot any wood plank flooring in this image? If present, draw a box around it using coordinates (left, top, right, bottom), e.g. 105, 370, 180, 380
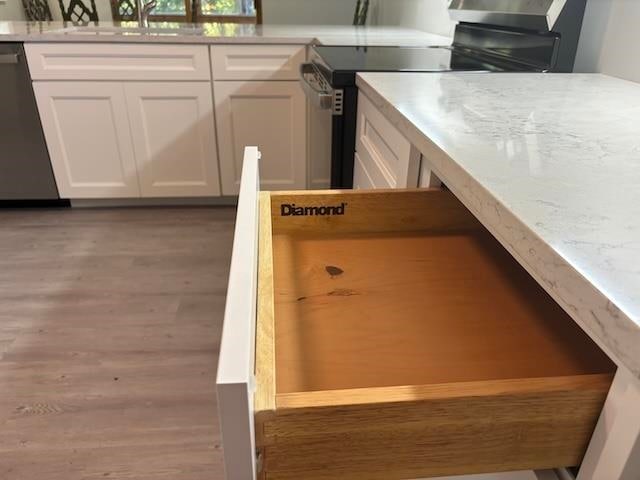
0, 206, 236, 479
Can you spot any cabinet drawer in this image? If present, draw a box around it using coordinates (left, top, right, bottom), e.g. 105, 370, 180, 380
356, 91, 420, 188
210, 45, 305, 80
25, 43, 210, 81
217, 148, 614, 480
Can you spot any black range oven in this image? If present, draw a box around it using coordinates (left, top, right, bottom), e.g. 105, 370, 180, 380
300, 1, 586, 188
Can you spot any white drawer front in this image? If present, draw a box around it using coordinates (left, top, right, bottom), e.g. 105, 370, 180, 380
216, 147, 261, 480
210, 44, 305, 80
356, 91, 420, 188
25, 43, 211, 81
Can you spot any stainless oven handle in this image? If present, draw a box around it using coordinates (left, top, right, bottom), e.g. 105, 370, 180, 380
299, 63, 343, 115
299, 63, 333, 110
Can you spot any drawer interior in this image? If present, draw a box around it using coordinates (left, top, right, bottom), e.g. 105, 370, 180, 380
273, 228, 611, 393
254, 189, 614, 480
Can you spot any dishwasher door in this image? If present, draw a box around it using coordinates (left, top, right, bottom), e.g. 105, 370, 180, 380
0, 43, 59, 200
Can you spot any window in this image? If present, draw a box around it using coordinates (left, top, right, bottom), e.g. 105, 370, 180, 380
112, 0, 261, 23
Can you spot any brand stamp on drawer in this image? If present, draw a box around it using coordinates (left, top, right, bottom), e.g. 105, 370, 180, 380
280, 203, 347, 217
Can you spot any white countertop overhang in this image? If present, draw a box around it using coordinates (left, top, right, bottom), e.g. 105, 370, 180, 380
356, 72, 640, 380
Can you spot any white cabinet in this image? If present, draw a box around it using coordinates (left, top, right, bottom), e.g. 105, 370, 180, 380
214, 80, 306, 195
27, 43, 219, 200
354, 91, 420, 189
33, 82, 140, 198
28, 43, 310, 199
210, 44, 308, 195
125, 82, 220, 197
354, 90, 441, 191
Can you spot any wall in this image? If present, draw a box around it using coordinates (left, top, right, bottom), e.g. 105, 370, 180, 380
262, 0, 357, 25
574, 0, 640, 82
0, 0, 26, 20
372, 0, 640, 81
372, 0, 454, 37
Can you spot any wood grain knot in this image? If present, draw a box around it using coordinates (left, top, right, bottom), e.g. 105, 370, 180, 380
325, 265, 344, 278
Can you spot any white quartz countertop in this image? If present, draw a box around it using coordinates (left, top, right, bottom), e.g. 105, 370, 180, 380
0, 21, 451, 46
357, 72, 640, 379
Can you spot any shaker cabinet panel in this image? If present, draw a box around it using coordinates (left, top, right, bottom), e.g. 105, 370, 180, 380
214, 80, 306, 195
125, 82, 221, 197
33, 82, 140, 198
34, 81, 221, 199
354, 91, 420, 189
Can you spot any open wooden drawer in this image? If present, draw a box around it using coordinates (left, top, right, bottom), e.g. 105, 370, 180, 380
217, 148, 615, 480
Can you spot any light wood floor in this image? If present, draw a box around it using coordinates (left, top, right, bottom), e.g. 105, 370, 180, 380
0, 206, 236, 479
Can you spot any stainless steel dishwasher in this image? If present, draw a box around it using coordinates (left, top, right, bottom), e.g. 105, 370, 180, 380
0, 43, 60, 201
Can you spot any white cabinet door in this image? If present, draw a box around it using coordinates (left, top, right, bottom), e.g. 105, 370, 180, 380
125, 82, 221, 197
354, 91, 420, 189
214, 80, 306, 195
33, 82, 140, 198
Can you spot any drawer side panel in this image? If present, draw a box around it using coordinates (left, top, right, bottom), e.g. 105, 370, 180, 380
255, 192, 277, 416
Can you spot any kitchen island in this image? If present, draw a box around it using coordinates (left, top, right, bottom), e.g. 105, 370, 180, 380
356, 71, 640, 480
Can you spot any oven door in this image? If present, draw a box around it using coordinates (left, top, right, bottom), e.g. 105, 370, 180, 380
299, 62, 349, 188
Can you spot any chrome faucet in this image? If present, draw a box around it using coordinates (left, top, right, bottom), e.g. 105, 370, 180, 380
136, 0, 157, 27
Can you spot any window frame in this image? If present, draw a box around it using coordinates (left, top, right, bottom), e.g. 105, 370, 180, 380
111, 0, 262, 24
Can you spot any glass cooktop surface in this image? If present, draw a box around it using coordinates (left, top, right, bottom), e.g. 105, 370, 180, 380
313, 45, 514, 73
